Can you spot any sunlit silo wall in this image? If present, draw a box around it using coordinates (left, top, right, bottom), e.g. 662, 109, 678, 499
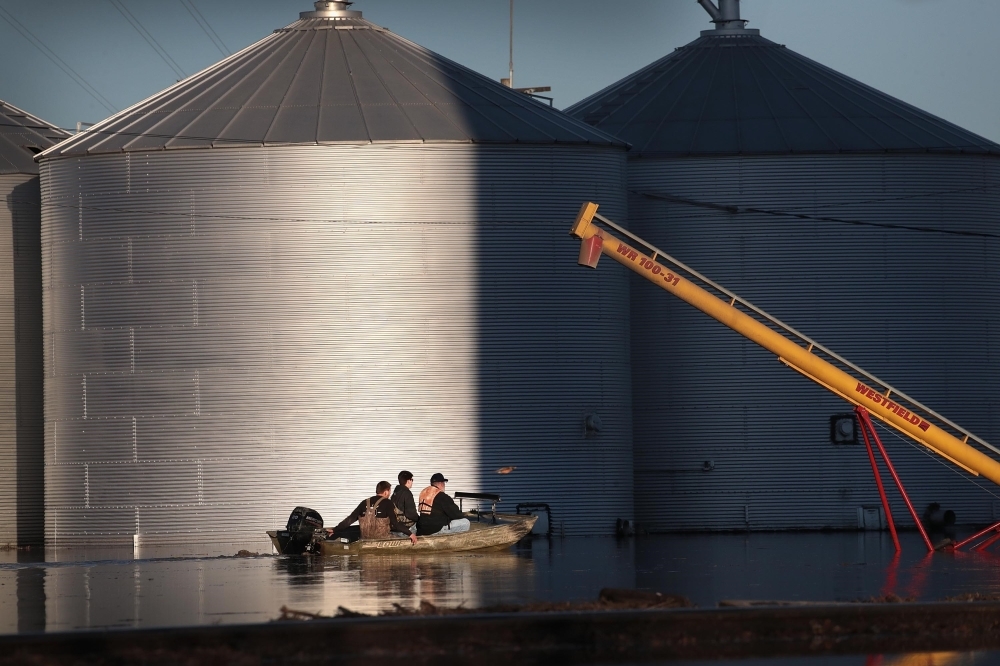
0, 101, 68, 546
39, 4, 631, 547
569, 25, 1000, 531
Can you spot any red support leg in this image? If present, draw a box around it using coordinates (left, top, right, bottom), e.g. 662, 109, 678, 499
856, 407, 935, 553
973, 531, 1000, 552
952, 520, 1000, 551
856, 406, 900, 552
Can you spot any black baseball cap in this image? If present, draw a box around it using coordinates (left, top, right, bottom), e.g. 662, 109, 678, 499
430, 473, 448, 484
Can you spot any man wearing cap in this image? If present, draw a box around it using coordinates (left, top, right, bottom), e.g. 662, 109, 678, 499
416, 473, 470, 536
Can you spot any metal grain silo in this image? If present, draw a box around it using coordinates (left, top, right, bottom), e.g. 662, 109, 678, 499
38, 1, 631, 547
0, 100, 68, 546
568, 0, 1000, 531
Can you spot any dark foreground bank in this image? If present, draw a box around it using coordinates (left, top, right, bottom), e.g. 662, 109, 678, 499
1, 600, 999, 665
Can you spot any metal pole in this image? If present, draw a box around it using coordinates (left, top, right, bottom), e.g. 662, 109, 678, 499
508, 0, 514, 88
856, 406, 900, 552
858, 407, 935, 552
974, 531, 1000, 552
951, 519, 1000, 551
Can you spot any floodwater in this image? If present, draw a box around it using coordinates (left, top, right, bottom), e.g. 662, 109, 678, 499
1, 531, 999, 635
660, 655, 1000, 666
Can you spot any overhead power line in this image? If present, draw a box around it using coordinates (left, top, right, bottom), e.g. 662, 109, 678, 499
179, 0, 229, 57
0, 4, 117, 113
7, 116, 1000, 242
632, 189, 1000, 241
108, 0, 187, 80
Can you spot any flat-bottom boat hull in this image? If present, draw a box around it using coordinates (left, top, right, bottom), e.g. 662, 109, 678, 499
268, 514, 537, 556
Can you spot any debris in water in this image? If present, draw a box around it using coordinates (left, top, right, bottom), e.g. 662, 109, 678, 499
496, 466, 517, 475
946, 593, 1000, 602
856, 594, 916, 604
277, 606, 327, 621
284, 588, 693, 620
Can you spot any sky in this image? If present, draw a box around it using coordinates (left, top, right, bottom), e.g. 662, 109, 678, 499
1, 0, 999, 143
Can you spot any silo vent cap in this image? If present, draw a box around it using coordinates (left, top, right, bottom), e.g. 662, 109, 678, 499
697, 0, 759, 36
301, 0, 361, 19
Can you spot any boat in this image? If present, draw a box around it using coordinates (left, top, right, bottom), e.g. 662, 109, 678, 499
268, 513, 537, 556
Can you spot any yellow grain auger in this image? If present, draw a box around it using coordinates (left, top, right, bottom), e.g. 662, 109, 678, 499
571, 202, 1000, 553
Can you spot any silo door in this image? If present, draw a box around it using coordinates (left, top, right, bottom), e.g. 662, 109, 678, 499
858, 505, 885, 530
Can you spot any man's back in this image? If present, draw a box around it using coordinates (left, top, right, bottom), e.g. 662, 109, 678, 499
392, 484, 419, 527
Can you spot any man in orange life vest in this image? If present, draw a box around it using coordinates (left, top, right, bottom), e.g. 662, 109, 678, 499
416, 473, 470, 536
328, 481, 418, 544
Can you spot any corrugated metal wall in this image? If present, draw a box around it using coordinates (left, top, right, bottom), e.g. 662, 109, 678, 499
40, 143, 632, 546
628, 153, 1000, 531
0, 173, 44, 546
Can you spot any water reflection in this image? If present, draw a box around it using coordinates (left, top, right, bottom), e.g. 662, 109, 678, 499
2, 532, 1000, 634
272, 549, 536, 615
636, 532, 1000, 606
668, 653, 997, 666
876, 653, 979, 666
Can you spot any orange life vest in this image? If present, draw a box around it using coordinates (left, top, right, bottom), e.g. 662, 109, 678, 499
418, 485, 440, 515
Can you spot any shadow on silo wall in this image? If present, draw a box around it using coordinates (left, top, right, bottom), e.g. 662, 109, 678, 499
5, 178, 44, 547
473, 144, 635, 536
627, 154, 1000, 532
16, 564, 45, 634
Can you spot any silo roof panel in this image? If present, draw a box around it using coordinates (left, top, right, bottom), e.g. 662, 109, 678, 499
224, 106, 283, 145
568, 33, 1000, 157
316, 104, 369, 144
267, 105, 322, 145
691, 120, 740, 154
43, 14, 623, 159
0, 100, 69, 174
359, 104, 423, 142
166, 109, 241, 150
738, 119, 788, 153
400, 105, 471, 142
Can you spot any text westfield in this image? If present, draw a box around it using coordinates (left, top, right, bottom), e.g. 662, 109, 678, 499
855, 382, 931, 432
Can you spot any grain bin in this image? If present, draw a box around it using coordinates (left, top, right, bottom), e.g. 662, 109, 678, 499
568, 0, 1000, 531
0, 100, 68, 546
38, 1, 631, 547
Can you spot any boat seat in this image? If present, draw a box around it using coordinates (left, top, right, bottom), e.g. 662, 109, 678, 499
455, 492, 501, 523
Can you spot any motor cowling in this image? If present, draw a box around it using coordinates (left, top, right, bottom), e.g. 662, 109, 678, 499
281, 507, 324, 554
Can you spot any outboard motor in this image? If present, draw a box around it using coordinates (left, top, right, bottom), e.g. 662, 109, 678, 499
278, 507, 324, 555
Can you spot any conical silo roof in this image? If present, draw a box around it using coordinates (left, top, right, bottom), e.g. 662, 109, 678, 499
42, 2, 624, 159
566, 30, 1000, 158
0, 100, 69, 174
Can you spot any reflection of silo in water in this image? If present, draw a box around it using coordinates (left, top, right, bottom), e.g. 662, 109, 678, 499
0, 100, 68, 547
0, 555, 45, 633
569, 1, 1000, 530
39, 0, 632, 548
318, 551, 535, 615
43, 557, 286, 630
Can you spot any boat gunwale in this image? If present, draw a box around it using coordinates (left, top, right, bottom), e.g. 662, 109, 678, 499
268, 513, 538, 556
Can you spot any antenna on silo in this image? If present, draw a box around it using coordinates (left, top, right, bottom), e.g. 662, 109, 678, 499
501, 0, 514, 88
508, 0, 514, 88
499, 0, 554, 106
